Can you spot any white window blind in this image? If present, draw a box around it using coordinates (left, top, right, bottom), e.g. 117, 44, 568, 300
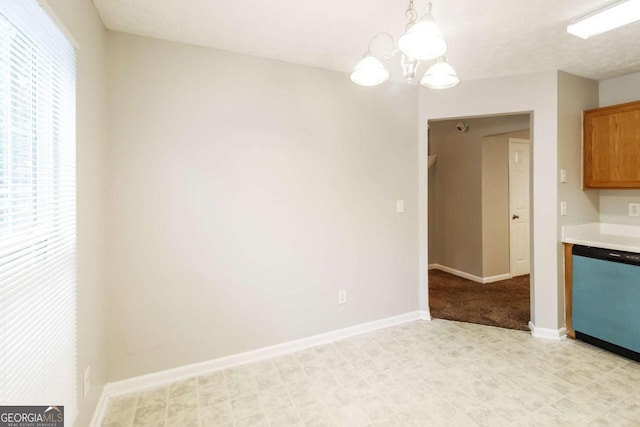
0, 0, 77, 423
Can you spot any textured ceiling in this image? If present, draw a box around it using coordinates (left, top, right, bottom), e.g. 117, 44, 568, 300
93, 0, 640, 82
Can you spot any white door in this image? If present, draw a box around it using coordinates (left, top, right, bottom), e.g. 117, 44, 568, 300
509, 138, 530, 277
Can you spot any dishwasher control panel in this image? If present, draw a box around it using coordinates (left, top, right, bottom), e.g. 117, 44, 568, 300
573, 245, 640, 267
619, 253, 640, 263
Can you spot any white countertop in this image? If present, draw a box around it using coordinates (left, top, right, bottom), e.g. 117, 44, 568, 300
562, 223, 640, 253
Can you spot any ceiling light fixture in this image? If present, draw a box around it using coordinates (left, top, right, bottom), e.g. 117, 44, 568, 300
567, 0, 640, 39
350, 1, 460, 89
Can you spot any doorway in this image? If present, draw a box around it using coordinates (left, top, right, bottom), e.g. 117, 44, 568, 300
427, 114, 532, 330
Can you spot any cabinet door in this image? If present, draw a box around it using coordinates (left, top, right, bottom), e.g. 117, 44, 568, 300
584, 101, 640, 188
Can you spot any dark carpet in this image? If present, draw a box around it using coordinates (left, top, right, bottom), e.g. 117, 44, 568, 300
429, 269, 530, 331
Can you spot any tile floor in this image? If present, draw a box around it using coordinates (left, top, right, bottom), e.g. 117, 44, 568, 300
101, 319, 640, 427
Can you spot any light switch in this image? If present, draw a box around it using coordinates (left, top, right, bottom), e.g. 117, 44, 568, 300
560, 169, 567, 183
560, 201, 567, 216
396, 200, 404, 214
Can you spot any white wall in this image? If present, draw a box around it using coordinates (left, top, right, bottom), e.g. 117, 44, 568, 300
106, 32, 420, 380
556, 71, 599, 324
598, 71, 640, 226
43, 0, 108, 425
419, 71, 560, 331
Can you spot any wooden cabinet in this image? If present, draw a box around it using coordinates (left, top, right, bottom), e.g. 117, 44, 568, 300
563, 243, 575, 339
583, 100, 640, 188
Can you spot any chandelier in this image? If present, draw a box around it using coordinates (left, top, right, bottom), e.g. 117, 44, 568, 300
350, 1, 460, 89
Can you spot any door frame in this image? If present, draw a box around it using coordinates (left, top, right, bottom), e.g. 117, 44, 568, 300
422, 111, 544, 332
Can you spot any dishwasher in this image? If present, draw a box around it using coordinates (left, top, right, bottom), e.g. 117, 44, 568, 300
572, 245, 640, 361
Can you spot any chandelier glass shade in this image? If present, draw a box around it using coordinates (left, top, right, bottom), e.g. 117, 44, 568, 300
420, 57, 461, 89
350, 1, 460, 90
397, 14, 447, 61
350, 53, 390, 86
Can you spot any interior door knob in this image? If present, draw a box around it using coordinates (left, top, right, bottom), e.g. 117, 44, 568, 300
512, 214, 520, 220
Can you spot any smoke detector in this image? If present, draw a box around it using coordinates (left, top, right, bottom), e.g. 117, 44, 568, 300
456, 122, 469, 132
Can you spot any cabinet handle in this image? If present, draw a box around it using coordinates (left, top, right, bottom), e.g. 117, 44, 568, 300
512, 214, 520, 220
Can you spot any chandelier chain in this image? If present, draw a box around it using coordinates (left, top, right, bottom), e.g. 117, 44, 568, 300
406, 1, 433, 22
405, 0, 418, 22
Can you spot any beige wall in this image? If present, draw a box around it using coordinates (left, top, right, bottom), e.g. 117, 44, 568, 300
43, 0, 108, 425
428, 115, 529, 278
557, 71, 599, 326
600, 190, 640, 225
419, 71, 562, 331
106, 32, 419, 380
481, 129, 530, 278
598, 71, 640, 226
599, 72, 640, 107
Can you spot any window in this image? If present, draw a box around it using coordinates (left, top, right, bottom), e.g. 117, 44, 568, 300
0, 0, 77, 422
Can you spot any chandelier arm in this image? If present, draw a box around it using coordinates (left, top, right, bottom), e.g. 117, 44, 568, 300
367, 32, 398, 59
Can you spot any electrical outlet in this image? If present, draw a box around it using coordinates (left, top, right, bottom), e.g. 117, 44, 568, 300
338, 290, 347, 305
396, 200, 404, 214
83, 366, 90, 398
560, 201, 567, 216
629, 203, 640, 217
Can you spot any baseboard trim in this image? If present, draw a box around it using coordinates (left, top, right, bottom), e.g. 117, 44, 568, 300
419, 310, 432, 320
528, 321, 567, 340
483, 273, 513, 283
429, 264, 512, 284
99, 310, 424, 405
429, 263, 483, 283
